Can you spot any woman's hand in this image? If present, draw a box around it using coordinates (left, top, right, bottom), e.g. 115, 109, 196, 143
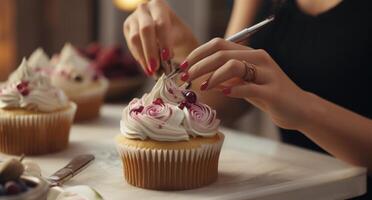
123, 0, 198, 76
179, 38, 310, 130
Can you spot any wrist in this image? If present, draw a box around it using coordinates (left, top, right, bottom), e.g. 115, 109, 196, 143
296, 91, 324, 133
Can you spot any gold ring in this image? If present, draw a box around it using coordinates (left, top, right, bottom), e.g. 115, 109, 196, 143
241, 61, 256, 82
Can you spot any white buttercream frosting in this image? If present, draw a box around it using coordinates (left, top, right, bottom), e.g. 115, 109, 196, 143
28, 48, 53, 76
51, 43, 104, 96
28, 48, 50, 68
120, 75, 220, 141
0, 58, 69, 112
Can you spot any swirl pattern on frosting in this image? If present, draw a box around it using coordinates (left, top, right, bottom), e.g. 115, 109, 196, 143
144, 75, 185, 106
120, 74, 220, 141
28, 48, 53, 76
183, 103, 220, 137
0, 58, 69, 112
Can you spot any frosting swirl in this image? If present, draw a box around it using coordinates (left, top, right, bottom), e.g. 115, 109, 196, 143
183, 103, 220, 137
144, 75, 185, 105
0, 58, 69, 112
28, 48, 53, 76
120, 74, 220, 141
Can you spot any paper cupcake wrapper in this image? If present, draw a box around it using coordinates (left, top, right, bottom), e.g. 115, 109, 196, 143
116, 138, 224, 190
70, 80, 108, 122
0, 103, 76, 155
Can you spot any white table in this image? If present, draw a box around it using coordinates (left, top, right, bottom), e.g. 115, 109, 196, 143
1, 104, 367, 200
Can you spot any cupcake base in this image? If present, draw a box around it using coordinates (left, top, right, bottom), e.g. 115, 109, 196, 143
72, 93, 104, 122
0, 103, 76, 155
115, 133, 224, 190
70, 80, 108, 122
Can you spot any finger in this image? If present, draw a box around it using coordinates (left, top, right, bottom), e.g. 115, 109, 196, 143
179, 38, 251, 70
223, 83, 265, 99
137, 3, 159, 75
186, 49, 266, 81
148, 0, 172, 61
123, 18, 148, 74
205, 59, 267, 90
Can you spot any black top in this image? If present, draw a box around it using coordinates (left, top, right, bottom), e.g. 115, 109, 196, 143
250, 0, 372, 199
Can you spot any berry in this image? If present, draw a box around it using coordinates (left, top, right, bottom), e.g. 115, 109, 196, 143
178, 100, 191, 110
5, 181, 21, 195
153, 98, 164, 105
20, 88, 29, 96
16, 81, 30, 96
16, 81, 29, 91
73, 75, 83, 82
131, 106, 144, 114
182, 90, 197, 104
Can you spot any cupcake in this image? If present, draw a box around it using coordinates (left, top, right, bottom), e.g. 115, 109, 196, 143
116, 75, 223, 190
0, 58, 76, 155
51, 43, 108, 121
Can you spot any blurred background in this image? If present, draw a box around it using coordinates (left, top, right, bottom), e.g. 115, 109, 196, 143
0, 0, 278, 139
0, 0, 233, 80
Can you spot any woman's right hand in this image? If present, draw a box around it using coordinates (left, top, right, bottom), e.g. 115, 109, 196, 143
123, 0, 198, 76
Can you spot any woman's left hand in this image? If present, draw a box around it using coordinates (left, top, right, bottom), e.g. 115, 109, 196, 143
179, 38, 311, 131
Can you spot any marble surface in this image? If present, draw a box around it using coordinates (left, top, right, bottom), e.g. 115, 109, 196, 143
0, 104, 366, 200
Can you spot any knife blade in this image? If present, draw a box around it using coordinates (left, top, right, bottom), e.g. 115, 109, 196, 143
46, 154, 95, 187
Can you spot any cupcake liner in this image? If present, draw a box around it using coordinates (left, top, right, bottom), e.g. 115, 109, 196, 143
70, 80, 108, 122
116, 134, 224, 190
0, 103, 76, 155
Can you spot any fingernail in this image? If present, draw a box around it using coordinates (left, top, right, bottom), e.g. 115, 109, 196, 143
180, 60, 188, 70
200, 81, 208, 91
180, 72, 189, 82
149, 58, 157, 72
145, 68, 152, 76
161, 48, 170, 60
222, 87, 231, 95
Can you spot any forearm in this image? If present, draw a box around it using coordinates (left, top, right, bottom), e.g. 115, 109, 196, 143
299, 92, 372, 169
225, 0, 262, 37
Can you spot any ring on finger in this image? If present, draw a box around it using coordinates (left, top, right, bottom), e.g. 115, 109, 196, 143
241, 61, 256, 82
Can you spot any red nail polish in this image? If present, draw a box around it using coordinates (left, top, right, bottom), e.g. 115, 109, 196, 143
149, 58, 157, 72
222, 87, 231, 95
161, 48, 170, 60
180, 72, 189, 82
200, 81, 208, 91
180, 60, 188, 70
144, 68, 151, 76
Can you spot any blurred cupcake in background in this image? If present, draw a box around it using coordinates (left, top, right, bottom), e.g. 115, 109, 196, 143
79, 43, 144, 100
51, 43, 108, 122
0, 58, 76, 155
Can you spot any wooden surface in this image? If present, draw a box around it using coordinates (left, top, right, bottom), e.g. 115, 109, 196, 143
0, 104, 366, 199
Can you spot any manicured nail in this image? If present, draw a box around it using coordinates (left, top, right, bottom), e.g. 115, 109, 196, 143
161, 48, 170, 60
180, 60, 188, 70
149, 58, 157, 72
180, 72, 189, 82
222, 87, 231, 95
200, 81, 208, 91
144, 67, 152, 76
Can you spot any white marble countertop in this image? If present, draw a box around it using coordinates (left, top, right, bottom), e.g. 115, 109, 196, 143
0, 104, 367, 200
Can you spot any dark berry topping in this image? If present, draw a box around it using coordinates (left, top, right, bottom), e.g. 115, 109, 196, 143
131, 106, 144, 114
167, 88, 174, 94
182, 90, 197, 104
153, 98, 164, 105
16, 81, 30, 96
178, 100, 191, 110
4, 181, 21, 195
74, 75, 83, 82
